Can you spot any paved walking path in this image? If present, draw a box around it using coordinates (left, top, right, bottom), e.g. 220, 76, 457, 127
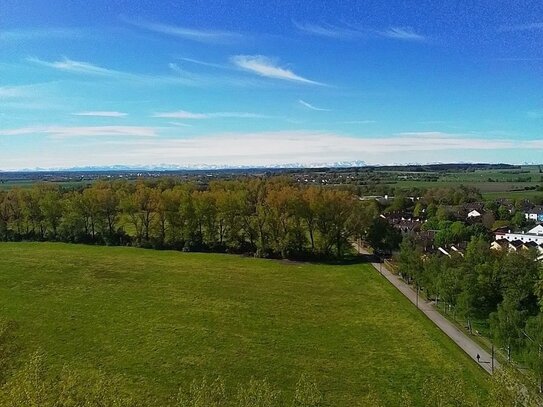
355, 245, 499, 374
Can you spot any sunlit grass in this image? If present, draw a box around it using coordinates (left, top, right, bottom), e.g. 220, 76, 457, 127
0, 242, 489, 404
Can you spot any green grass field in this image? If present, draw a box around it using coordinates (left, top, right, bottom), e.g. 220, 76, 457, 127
0, 243, 489, 404
372, 165, 543, 198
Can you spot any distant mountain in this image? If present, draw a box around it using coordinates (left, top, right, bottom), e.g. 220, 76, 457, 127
14, 161, 368, 172
8, 161, 526, 173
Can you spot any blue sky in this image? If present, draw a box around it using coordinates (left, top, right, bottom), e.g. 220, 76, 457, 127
1, 0, 542, 169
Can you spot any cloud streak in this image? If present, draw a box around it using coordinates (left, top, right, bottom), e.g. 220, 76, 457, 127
73, 111, 128, 117
122, 17, 242, 44
0, 126, 157, 139
0, 82, 70, 111
177, 57, 229, 70
27, 56, 270, 88
27, 56, 201, 86
28, 56, 316, 89
2, 131, 542, 170
153, 110, 208, 119
230, 55, 324, 85
28, 57, 122, 76
68, 131, 542, 167
293, 21, 362, 39
379, 27, 426, 41
298, 99, 330, 111
293, 21, 426, 42
0, 82, 59, 99
153, 110, 270, 119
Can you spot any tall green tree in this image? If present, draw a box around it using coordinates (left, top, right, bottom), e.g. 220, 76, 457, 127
366, 217, 402, 255
398, 237, 423, 285
490, 299, 527, 361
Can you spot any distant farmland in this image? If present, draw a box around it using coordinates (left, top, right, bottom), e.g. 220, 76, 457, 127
1, 164, 542, 200
0, 243, 490, 405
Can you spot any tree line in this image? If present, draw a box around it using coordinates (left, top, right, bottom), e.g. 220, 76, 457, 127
0, 178, 381, 259
399, 236, 543, 393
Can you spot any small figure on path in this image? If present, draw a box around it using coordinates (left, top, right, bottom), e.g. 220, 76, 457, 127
476, 353, 480, 363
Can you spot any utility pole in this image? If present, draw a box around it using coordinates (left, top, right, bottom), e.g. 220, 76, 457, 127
539, 344, 542, 394
522, 330, 543, 393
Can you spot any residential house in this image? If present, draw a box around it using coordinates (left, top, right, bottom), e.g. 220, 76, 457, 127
390, 218, 422, 234
495, 224, 543, 246
490, 240, 509, 251
467, 209, 482, 219
508, 240, 525, 252
524, 205, 543, 222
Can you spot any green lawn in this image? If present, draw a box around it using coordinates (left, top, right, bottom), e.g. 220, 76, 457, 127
0, 243, 489, 404
394, 179, 542, 193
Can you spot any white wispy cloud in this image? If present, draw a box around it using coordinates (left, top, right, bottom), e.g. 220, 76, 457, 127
27, 56, 278, 88
380, 27, 426, 41
211, 112, 270, 118
293, 21, 426, 42
153, 110, 208, 119
177, 57, 233, 71
27, 57, 199, 86
177, 57, 229, 70
69, 131, 541, 166
0, 82, 70, 111
0, 126, 157, 139
230, 55, 324, 85
0, 82, 58, 99
27, 57, 119, 76
168, 122, 193, 127
2, 131, 542, 170
122, 17, 242, 44
167, 62, 211, 83
72, 111, 128, 117
293, 21, 362, 39
153, 110, 269, 119
298, 99, 330, 111
168, 61, 268, 88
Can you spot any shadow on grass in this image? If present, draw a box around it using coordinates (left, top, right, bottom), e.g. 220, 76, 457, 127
276, 253, 380, 266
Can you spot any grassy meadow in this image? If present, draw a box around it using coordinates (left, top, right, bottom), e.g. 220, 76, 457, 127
0, 243, 489, 404
366, 165, 543, 199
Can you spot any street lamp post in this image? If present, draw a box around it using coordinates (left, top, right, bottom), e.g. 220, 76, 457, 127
522, 329, 543, 393
532, 342, 543, 393
491, 343, 494, 374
